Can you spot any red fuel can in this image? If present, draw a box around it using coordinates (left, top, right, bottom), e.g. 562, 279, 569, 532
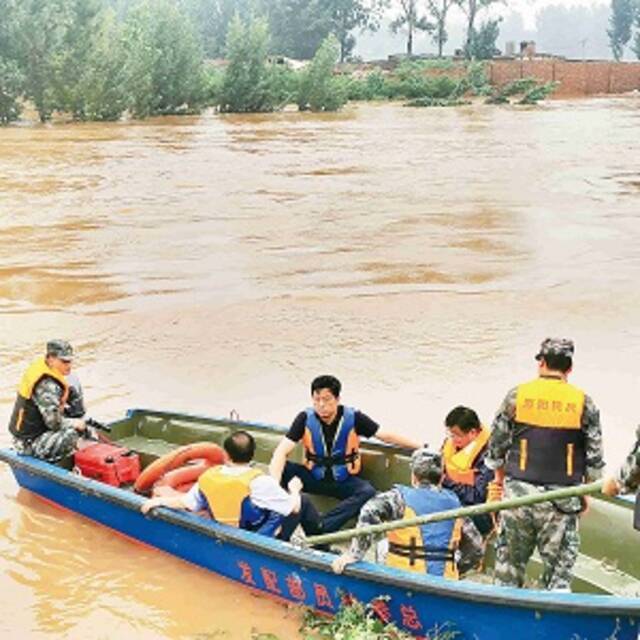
74, 443, 141, 487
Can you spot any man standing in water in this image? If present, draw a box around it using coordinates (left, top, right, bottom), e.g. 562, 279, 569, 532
269, 375, 420, 533
485, 338, 605, 591
9, 340, 88, 462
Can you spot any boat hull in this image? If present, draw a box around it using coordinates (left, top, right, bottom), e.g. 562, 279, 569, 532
2, 447, 639, 640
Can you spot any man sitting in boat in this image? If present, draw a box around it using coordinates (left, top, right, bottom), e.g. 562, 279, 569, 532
485, 337, 605, 591
141, 430, 323, 541
269, 375, 420, 534
441, 405, 496, 536
331, 449, 484, 578
8, 340, 89, 462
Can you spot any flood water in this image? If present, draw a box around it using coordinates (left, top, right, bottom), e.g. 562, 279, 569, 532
1, 98, 639, 638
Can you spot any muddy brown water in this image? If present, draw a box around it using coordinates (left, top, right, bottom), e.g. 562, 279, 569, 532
1, 98, 639, 638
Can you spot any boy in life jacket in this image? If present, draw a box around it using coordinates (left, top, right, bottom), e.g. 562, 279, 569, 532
269, 375, 420, 534
141, 430, 323, 541
441, 405, 496, 536
331, 449, 484, 578
9, 340, 89, 462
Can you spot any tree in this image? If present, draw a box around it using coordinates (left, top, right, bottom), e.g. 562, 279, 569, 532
14, 0, 72, 121
78, 10, 127, 120
390, 0, 432, 56
426, 0, 453, 58
177, 0, 256, 58
454, 0, 502, 59
266, 0, 333, 59
0, 0, 23, 124
467, 17, 501, 59
219, 15, 274, 112
608, 0, 636, 60
122, 0, 206, 118
633, 3, 640, 59
50, 0, 107, 119
297, 34, 347, 110
325, 0, 387, 62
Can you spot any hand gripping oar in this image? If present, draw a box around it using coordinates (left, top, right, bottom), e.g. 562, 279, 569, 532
305, 480, 604, 548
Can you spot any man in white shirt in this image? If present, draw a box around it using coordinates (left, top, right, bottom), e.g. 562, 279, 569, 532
141, 430, 322, 541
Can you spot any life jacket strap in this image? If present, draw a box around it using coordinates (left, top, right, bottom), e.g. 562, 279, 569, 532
388, 539, 454, 566
305, 450, 359, 468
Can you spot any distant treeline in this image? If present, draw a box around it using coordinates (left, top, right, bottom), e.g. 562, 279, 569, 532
0, 0, 566, 124
0, 0, 513, 124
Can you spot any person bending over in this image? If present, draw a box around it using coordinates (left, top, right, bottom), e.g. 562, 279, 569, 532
142, 430, 322, 541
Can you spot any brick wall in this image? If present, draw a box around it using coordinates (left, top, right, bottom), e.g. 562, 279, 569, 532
488, 59, 640, 96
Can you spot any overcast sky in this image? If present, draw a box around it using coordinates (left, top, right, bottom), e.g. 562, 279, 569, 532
505, 0, 608, 28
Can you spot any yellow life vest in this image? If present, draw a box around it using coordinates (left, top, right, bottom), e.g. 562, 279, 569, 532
9, 358, 69, 439
197, 466, 263, 526
442, 425, 490, 486
386, 486, 462, 578
508, 377, 586, 485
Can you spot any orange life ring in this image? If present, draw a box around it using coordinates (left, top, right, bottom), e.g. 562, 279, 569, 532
134, 442, 226, 493
154, 459, 213, 492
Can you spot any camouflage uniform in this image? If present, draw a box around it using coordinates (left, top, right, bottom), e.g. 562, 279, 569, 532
346, 485, 485, 575
616, 425, 640, 492
65, 373, 86, 419
486, 339, 605, 591
11, 340, 81, 463
13, 377, 81, 462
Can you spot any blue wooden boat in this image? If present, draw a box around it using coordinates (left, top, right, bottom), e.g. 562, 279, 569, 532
1, 408, 639, 639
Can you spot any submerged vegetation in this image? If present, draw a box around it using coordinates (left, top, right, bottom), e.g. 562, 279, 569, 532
300, 598, 460, 640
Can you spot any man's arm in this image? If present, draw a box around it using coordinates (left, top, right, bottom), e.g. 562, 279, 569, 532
603, 425, 640, 496
581, 395, 605, 482
374, 430, 420, 451
268, 437, 297, 483
33, 379, 85, 433
484, 387, 517, 473
141, 494, 190, 514
443, 452, 494, 505
332, 488, 404, 574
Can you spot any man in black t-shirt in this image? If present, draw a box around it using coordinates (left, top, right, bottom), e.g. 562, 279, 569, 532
269, 375, 419, 534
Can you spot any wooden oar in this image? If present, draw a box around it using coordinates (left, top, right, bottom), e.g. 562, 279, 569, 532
305, 480, 604, 547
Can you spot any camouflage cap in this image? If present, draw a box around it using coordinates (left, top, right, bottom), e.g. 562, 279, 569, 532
410, 448, 442, 484
46, 339, 74, 361
535, 337, 574, 361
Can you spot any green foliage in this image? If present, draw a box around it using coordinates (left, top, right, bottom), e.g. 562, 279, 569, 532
47, 0, 127, 121
466, 60, 491, 95
122, 0, 205, 118
608, 0, 636, 60
78, 10, 127, 121
486, 78, 558, 105
0, 58, 23, 124
14, 0, 72, 122
219, 15, 275, 113
297, 35, 347, 111
267, 64, 299, 109
634, 8, 640, 59
325, 0, 386, 62
0, 0, 23, 124
266, 0, 333, 60
389, 0, 433, 56
301, 598, 460, 640
466, 18, 501, 60
347, 69, 390, 100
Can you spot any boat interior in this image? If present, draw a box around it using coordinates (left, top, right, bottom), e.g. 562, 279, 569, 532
60, 408, 640, 598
